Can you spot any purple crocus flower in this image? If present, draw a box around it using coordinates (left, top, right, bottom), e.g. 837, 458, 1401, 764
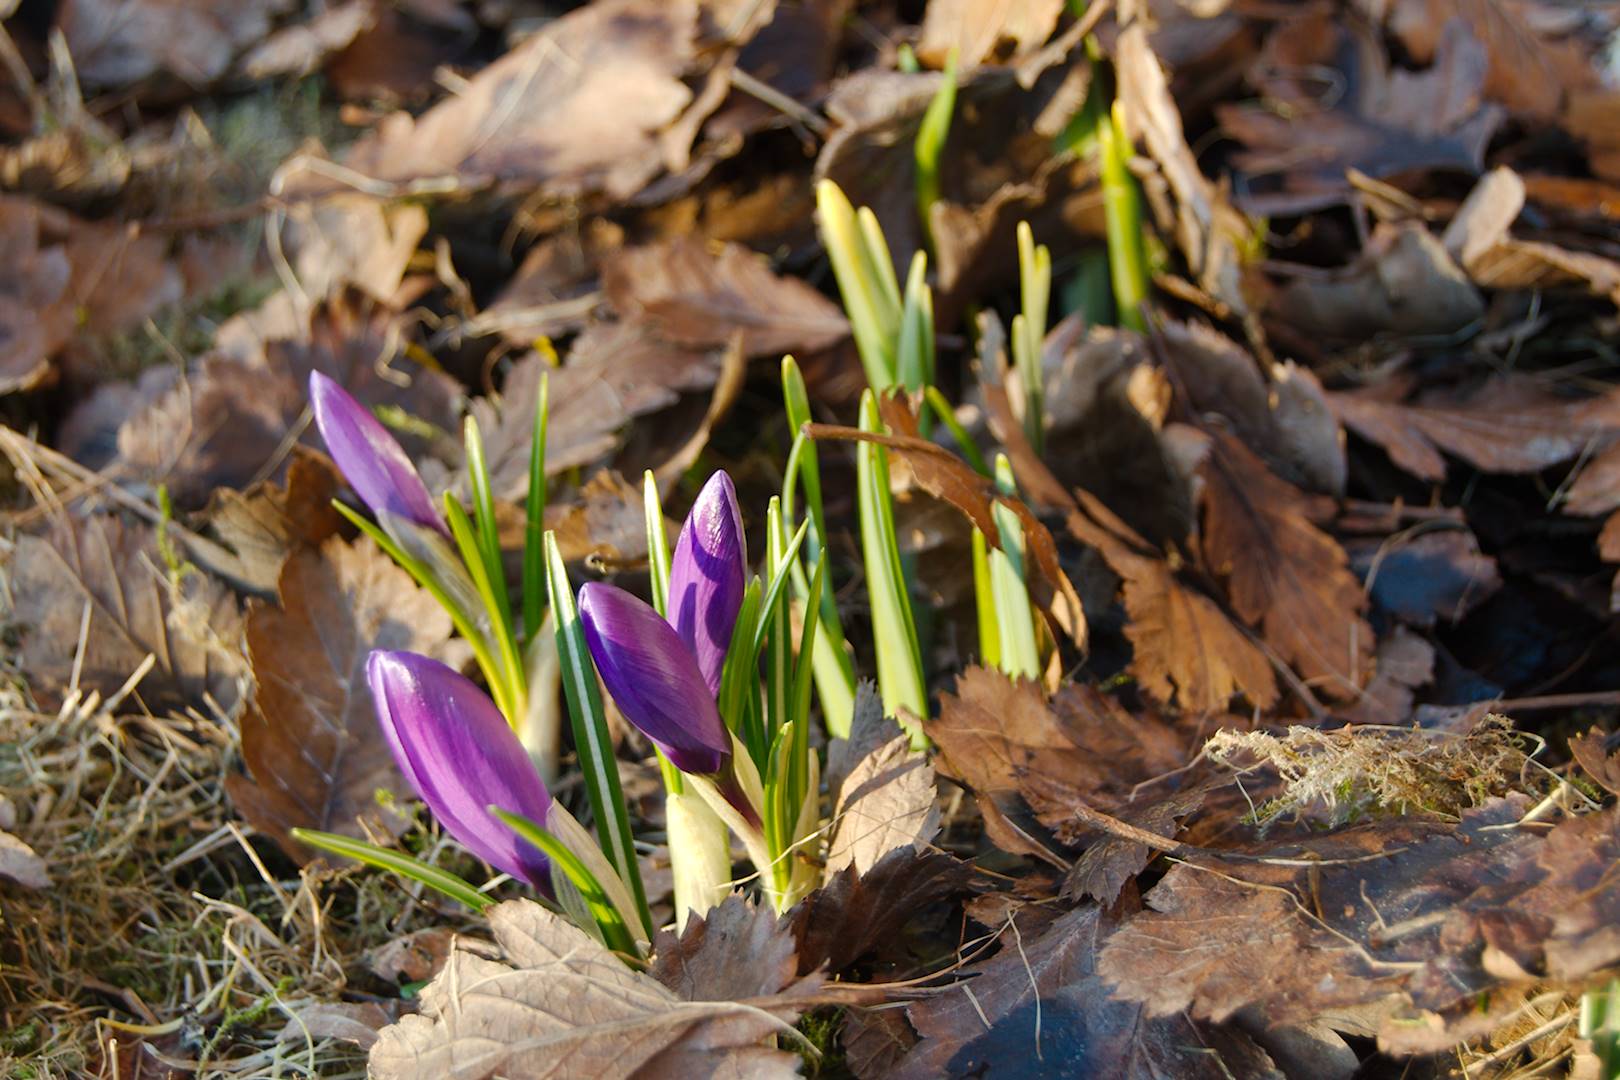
369, 650, 551, 886
578, 583, 731, 775
309, 371, 445, 535
666, 471, 746, 696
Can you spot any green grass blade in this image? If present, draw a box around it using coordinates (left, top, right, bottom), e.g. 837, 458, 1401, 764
291, 828, 493, 912
896, 251, 932, 395
491, 808, 638, 957
857, 391, 928, 743
642, 470, 671, 618
971, 527, 1000, 669
464, 415, 512, 634
990, 455, 1040, 679
764, 498, 793, 739
522, 372, 551, 646
445, 494, 526, 721
544, 532, 651, 931
914, 48, 958, 251
1100, 100, 1149, 332
923, 386, 990, 476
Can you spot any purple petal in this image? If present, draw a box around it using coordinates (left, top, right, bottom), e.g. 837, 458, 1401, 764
666, 471, 746, 695
309, 371, 445, 534
578, 583, 730, 775
368, 650, 551, 886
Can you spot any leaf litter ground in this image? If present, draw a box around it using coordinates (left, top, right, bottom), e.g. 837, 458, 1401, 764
5, 1, 1620, 1077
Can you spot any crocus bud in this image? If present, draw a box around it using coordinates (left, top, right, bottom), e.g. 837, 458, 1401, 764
578, 582, 730, 776
309, 371, 445, 535
666, 471, 746, 695
368, 650, 551, 886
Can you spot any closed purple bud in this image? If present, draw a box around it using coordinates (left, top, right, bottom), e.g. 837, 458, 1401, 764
578, 583, 731, 776
368, 650, 551, 887
666, 471, 746, 696
309, 371, 445, 534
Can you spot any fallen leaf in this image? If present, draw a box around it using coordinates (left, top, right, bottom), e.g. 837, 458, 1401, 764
369, 898, 811, 1079
1219, 14, 1502, 213
842, 1006, 918, 1079
893, 905, 1282, 1079
227, 535, 451, 859
115, 292, 458, 508
1115, 23, 1254, 318
1387, 0, 1591, 119
790, 849, 972, 976
204, 449, 348, 594
930, 667, 1196, 862
329, 0, 697, 201
825, 735, 939, 877
277, 193, 429, 303
1197, 431, 1373, 701
365, 928, 458, 984
59, 0, 289, 91
1341, 625, 1436, 724
239, 0, 376, 81
1099, 796, 1620, 1047
1062, 784, 1210, 907
1346, 527, 1502, 627
467, 221, 620, 348
9, 514, 246, 714
1330, 373, 1620, 482
1066, 489, 1280, 713
651, 894, 808, 1001
601, 238, 847, 358
277, 1001, 392, 1050
0, 828, 50, 889
916, 0, 1064, 69
1273, 222, 1484, 343
1570, 728, 1620, 797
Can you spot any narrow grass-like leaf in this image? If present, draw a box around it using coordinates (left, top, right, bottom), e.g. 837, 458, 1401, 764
544, 532, 650, 931
913, 48, 958, 250
464, 415, 511, 633
522, 372, 550, 646
857, 391, 928, 743
1015, 221, 1051, 454
492, 808, 638, 958
817, 181, 897, 388
990, 455, 1040, 679
924, 386, 990, 476
291, 828, 493, 912
763, 498, 793, 739
642, 470, 671, 618
719, 579, 765, 765
445, 494, 525, 721
971, 527, 1000, 669
1100, 100, 1149, 332
896, 251, 933, 395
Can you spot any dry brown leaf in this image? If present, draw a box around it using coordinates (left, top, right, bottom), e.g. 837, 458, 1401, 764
1219, 14, 1501, 214
789, 849, 972, 976
1067, 489, 1280, 713
0, 828, 50, 889
601, 238, 847, 358
239, 0, 375, 80
651, 894, 809, 1002
892, 905, 1282, 1079
1569, 728, 1620, 797
469, 222, 620, 347
116, 292, 458, 508
1341, 625, 1436, 724
1115, 23, 1253, 318
369, 898, 810, 1079
1387, 0, 1592, 119
227, 536, 450, 859
331, 0, 697, 201
825, 735, 939, 877
204, 449, 348, 594
1197, 431, 1373, 702
1099, 798, 1620, 1049
59, 0, 289, 90
1345, 528, 1501, 628
278, 194, 428, 303
930, 667, 1196, 862
1330, 373, 1620, 482
9, 514, 246, 715
916, 0, 1064, 69
1273, 222, 1484, 343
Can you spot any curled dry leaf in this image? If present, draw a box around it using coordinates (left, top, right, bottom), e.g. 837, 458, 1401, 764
825, 735, 939, 878
791, 849, 972, 976
1345, 528, 1501, 628
227, 535, 451, 859
9, 513, 246, 715
651, 894, 813, 1002
1197, 431, 1373, 702
601, 238, 848, 359
1067, 488, 1280, 714
1329, 373, 1620, 483
892, 905, 1282, 1079
1099, 797, 1620, 1051
1218, 13, 1501, 214
329, 0, 697, 201
0, 828, 50, 889
929, 667, 1197, 864
1569, 728, 1620, 797
59, 0, 288, 91
915, 0, 1064, 69
370, 898, 812, 1079
204, 449, 348, 594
